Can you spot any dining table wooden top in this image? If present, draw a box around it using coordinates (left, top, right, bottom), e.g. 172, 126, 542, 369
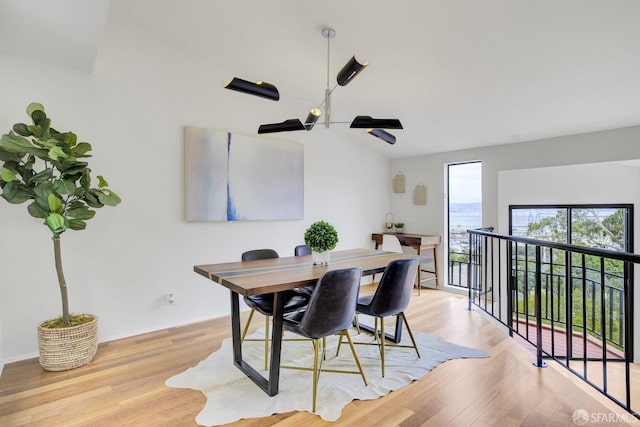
194, 248, 419, 296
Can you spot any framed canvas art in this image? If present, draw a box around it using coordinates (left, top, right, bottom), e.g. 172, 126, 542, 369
185, 126, 304, 221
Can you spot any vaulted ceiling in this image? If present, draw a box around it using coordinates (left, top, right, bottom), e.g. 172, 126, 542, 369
2, 0, 640, 158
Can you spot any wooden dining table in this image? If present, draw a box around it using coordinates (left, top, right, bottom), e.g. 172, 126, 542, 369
193, 248, 418, 396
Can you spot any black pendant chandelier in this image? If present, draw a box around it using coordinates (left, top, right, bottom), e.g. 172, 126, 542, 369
223, 27, 403, 145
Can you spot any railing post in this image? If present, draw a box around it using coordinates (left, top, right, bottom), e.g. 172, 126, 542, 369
466, 231, 473, 311
533, 245, 547, 368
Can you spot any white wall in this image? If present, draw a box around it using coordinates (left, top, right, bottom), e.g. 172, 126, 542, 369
498, 162, 640, 234
0, 19, 390, 363
0, 317, 3, 376
390, 128, 640, 286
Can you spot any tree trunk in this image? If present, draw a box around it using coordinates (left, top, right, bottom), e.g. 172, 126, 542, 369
53, 235, 70, 325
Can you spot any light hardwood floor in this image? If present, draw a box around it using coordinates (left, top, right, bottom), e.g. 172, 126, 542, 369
0, 289, 636, 426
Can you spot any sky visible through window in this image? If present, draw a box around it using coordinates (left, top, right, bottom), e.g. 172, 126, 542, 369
448, 162, 482, 232
448, 161, 483, 287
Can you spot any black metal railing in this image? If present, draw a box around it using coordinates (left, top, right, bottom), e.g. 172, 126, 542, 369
449, 227, 493, 288
466, 228, 639, 417
449, 250, 471, 287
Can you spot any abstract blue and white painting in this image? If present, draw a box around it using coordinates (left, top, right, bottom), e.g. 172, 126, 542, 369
185, 126, 304, 221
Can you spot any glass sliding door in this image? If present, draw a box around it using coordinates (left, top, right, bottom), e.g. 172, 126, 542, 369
509, 204, 633, 357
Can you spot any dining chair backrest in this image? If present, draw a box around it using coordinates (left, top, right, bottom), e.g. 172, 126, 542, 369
296, 267, 362, 339
368, 258, 419, 318
294, 244, 311, 256
381, 234, 403, 253
242, 249, 279, 261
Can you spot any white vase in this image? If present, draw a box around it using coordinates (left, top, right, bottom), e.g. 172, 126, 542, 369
312, 250, 330, 265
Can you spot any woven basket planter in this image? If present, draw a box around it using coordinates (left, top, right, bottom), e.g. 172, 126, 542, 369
37, 316, 98, 372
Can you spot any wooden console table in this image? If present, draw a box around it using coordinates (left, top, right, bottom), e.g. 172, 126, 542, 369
372, 232, 441, 292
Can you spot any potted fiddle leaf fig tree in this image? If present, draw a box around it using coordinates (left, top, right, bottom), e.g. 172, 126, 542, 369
304, 220, 338, 265
0, 102, 121, 371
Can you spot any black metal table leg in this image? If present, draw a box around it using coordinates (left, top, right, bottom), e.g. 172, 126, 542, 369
229, 290, 284, 396
267, 291, 284, 395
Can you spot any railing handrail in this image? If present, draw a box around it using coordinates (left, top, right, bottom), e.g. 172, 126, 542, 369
468, 228, 640, 264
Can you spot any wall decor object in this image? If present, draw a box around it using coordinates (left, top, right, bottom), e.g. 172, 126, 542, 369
223, 27, 403, 145
185, 126, 303, 221
392, 171, 405, 193
413, 182, 427, 205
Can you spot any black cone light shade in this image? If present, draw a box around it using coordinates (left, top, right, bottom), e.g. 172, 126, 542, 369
337, 56, 369, 86
223, 77, 280, 101
258, 119, 305, 134
350, 116, 403, 129
367, 129, 396, 145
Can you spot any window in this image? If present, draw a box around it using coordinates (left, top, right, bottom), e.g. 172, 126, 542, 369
447, 162, 482, 287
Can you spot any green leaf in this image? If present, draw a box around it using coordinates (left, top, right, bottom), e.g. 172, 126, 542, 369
26, 102, 45, 117
60, 162, 89, 177
53, 179, 76, 195
31, 109, 47, 127
0, 133, 48, 157
27, 201, 48, 218
38, 139, 57, 149
1, 181, 32, 204
96, 189, 121, 206
97, 175, 108, 188
0, 167, 16, 182
63, 132, 77, 147
48, 146, 66, 161
12, 123, 31, 137
68, 218, 87, 231
49, 131, 67, 142
71, 142, 92, 157
0, 146, 22, 162
74, 186, 86, 198
67, 206, 96, 220
80, 169, 90, 189
28, 168, 53, 184
47, 193, 62, 213
38, 117, 51, 139
67, 200, 86, 210
33, 182, 53, 210
84, 191, 103, 208
45, 212, 67, 235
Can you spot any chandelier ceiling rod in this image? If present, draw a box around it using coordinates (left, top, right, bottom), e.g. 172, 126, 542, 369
322, 27, 336, 129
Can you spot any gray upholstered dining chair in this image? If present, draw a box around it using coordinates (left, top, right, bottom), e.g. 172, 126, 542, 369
294, 244, 311, 256
241, 249, 310, 370
351, 257, 421, 377
293, 244, 315, 295
280, 267, 367, 412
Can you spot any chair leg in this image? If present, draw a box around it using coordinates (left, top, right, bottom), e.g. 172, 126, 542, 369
354, 313, 361, 335
241, 309, 255, 342
380, 317, 386, 377
400, 312, 420, 358
373, 317, 380, 343
264, 315, 270, 371
312, 339, 320, 412
322, 337, 327, 360
342, 330, 367, 386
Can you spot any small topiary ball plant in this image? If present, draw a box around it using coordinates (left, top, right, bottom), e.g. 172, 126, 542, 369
304, 220, 338, 252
